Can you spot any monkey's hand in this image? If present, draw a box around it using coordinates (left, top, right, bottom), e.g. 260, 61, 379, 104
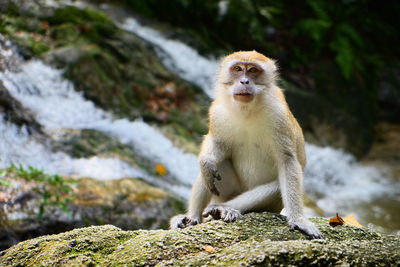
170, 215, 200, 230
200, 161, 222, 196
203, 204, 241, 223
289, 217, 324, 239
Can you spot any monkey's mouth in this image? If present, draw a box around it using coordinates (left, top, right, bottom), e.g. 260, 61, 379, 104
233, 93, 254, 103
235, 92, 252, 96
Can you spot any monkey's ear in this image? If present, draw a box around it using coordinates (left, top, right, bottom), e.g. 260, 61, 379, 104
267, 59, 278, 73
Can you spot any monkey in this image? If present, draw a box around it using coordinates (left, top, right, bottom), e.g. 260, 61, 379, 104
170, 51, 323, 239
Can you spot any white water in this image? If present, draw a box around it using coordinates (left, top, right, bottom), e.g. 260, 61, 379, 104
305, 144, 398, 216
0, 117, 142, 179
121, 18, 219, 98
0, 116, 190, 198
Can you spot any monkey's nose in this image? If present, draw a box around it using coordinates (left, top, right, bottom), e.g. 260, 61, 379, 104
240, 78, 249, 85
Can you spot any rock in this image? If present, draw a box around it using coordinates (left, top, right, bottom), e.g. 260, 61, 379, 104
0, 212, 399, 266
284, 83, 373, 158
0, 81, 42, 134
0, 176, 184, 251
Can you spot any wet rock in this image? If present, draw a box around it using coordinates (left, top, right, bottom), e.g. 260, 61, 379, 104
0, 212, 399, 266
0, 81, 42, 134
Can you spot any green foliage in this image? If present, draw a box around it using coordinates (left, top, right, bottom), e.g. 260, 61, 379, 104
0, 171, 12, 187
7, 164, 76, 220
122, 0, 399, 82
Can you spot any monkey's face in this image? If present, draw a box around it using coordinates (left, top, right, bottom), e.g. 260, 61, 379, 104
227, 62, 265, 103
217, 51, 277, 104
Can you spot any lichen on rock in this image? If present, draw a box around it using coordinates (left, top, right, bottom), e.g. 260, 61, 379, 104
1, 212, 399, 266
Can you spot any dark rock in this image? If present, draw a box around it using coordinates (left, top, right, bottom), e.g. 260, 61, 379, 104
0, 81, 42, 134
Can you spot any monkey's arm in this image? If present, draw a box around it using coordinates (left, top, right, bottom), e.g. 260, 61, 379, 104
170, 174, 211, 229
278, 151, 323, 239
198, 134, 230, 196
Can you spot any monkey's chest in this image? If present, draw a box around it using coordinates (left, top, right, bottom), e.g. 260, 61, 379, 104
231, 133, 278, 189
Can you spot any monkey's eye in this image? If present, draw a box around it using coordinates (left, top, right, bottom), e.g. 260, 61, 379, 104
232, 66, 242, 72
247, 67, 258, 73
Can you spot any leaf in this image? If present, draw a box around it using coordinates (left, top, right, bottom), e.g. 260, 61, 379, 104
0, 179, 12, 187
204, 245, 215, 253
343, 214, 362, 228
41, 21, 49, 31
330, 36, 354, 79
38, 204, 44, 221
297, 18, 331, 42
337, 23, 364, 48
329, 213, 345, 227
155, 163, 167, 176
0, 169, 7, 178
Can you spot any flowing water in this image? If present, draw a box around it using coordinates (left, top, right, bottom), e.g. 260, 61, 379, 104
0, 10, 399, 234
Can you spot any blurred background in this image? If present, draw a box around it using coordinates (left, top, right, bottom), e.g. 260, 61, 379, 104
0, 0, 399, 250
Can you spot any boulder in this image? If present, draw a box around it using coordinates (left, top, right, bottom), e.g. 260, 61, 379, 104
0, 176, 184, 251
0, 212, 399, 266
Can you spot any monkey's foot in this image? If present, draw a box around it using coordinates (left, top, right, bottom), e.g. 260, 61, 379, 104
170, 215, 200, 230
289, 218, 324, 239
203, 204, 241, 223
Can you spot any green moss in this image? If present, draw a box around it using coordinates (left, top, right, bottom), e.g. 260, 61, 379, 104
46, 7, 116, 44
50, 24, 81, 46
1, 215, 399, 266
27, 37, 49, 54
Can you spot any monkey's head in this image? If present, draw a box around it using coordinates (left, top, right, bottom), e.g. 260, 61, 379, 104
217, 51, 277, 104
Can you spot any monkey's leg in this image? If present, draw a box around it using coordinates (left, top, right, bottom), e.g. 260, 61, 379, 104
170, 174, 211, 229
202, 180, 281, 223
279, 154, 323, 239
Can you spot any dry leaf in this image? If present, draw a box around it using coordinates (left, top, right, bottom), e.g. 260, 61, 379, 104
343, 214, 362, 228
155, 164, 167, 176
41, 21, 49, 31
204, 245, 215, 253
329, 213, 345, 227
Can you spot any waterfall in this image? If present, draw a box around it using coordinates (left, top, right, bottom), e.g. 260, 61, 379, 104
121, 18, 219, 99
1, 12, 398, 232
0, 38, 194, 199
0, 60, 198, 187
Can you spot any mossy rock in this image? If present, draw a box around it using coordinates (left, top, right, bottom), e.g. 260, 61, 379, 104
1, 212, 399, 266
0, 175, 185, 251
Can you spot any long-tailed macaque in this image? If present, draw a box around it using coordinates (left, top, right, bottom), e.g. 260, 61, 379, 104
170, 51, 323, 239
